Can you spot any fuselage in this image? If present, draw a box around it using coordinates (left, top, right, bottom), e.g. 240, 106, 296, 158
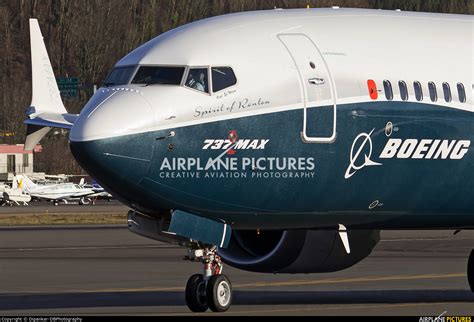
69, 8, 474, 230
28, 183, 93, 200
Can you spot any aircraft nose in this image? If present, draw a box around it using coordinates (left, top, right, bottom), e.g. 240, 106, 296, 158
70, 88, 155, 142
69, 88, 156, 206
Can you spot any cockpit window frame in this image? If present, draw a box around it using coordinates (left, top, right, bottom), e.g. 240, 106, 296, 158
184, 66, 212, 96
103, 65, 138, 88
210, 66, 239, 94
183, 65, 239, 96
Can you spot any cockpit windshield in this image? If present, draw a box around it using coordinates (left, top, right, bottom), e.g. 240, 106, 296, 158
102, 65, 236, 95
103, 66, 136, 87
131, 66, 185, 86
212, 67, 237, 92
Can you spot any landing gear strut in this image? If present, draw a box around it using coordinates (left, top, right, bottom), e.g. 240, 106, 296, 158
185, 247, 233, 313
468, 250, 474, 292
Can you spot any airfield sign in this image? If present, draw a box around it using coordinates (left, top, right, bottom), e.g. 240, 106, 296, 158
56, 77, 79, 99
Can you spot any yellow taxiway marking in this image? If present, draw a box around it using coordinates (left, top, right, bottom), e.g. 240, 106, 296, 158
55, 272, 465, 294
234, 273, 466, 288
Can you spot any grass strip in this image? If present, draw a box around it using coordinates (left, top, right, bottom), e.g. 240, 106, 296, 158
0, 213, 127, 226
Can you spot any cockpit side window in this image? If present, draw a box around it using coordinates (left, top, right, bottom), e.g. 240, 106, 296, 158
103, 66, 136, 87
131, 66, 185, 86
185, 68, 209, 93
212, 67, 237, 92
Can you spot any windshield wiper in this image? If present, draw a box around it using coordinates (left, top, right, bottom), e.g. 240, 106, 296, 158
144, 82, 163, 87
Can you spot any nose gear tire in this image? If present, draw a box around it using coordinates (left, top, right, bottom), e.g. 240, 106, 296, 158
206, 275, 232, 313
185, 274, 209, 312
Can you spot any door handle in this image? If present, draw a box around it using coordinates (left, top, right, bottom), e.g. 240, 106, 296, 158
309, 78, 326, 85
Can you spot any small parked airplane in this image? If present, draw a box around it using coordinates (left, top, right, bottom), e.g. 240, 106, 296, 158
87, 181, 114, 201
23, 8, 473, 312
15, 175, 95, 206
0, 180, 31, 206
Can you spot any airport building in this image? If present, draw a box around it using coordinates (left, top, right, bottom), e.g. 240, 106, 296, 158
0, 144, 42, 180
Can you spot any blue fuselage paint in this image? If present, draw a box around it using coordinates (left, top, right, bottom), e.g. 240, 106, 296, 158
70, 101, 474, 230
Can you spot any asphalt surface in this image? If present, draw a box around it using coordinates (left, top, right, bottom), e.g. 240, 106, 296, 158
0, 226, 473, 316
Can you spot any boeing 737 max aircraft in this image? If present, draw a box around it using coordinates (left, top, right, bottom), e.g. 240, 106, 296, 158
24, 8, 473, 312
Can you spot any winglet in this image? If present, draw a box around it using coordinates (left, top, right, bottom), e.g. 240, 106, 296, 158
25, 19, 74, 151
28, 19, 67, 118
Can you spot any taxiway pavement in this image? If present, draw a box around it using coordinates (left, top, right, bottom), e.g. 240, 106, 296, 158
0, 226, 473, 316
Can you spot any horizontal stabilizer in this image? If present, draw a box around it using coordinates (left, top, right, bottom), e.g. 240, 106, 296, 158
25, 113, 78, 129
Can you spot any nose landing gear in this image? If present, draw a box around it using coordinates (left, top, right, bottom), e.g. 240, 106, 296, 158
185, 247, 233, 313
469, 250, 474, 292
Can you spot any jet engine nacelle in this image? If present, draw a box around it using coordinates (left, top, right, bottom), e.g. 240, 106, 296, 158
218, 229, 380, 274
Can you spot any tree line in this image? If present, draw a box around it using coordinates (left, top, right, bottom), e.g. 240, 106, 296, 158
0, 0, 471, 174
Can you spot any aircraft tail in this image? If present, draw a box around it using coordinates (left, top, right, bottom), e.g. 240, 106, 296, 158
24, 19, 78, 151
13, 175, 37, 192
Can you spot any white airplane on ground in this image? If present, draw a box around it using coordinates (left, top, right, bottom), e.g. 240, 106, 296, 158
0, 180, 31, 206
86, 182, 114, 201
23, 8, 473, 312
15, 175, 95, 206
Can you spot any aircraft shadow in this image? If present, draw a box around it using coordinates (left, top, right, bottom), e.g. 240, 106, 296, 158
1, 290, 473, 311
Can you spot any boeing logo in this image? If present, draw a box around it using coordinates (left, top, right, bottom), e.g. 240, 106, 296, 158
345, 129, 471, 180
380, 139, 470, 160
344, 129, 382, 180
